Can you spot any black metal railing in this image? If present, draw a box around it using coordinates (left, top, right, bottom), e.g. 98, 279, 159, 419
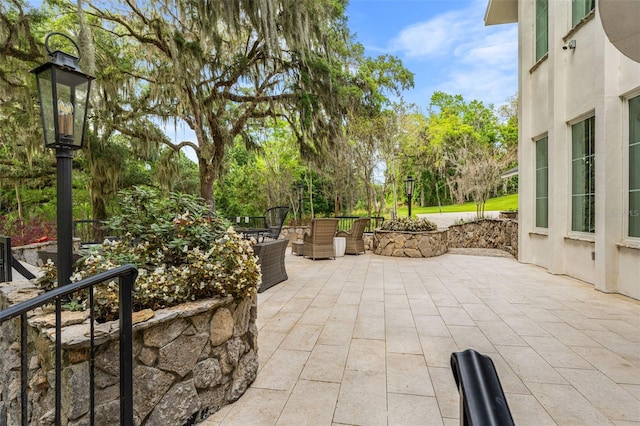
1, 236, 11, 283
229, 216, 267, 229
335, 216, 384, 233
450, 349, 514, 426
0, 236, 37, 282
0, 264, 138, 426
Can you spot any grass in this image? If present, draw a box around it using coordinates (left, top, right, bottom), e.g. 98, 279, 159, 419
398, 193, 518, 216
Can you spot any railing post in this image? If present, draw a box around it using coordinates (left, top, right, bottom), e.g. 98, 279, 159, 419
1, 236, 12, 283
119, 268, 137, 426
450, 349, 514, 426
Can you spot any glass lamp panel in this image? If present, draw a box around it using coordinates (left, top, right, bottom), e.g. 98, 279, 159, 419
35, 67, 56, 147
53, 66, 91, 148
72, 79, 91, 148
406, 177, 414, 196
54, 75, 74, 144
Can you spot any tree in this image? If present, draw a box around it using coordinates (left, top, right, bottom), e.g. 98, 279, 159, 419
448, 135, 507, 218
83, 0, 412, 209
0, 1, 170, 225
423, 92, 512, 215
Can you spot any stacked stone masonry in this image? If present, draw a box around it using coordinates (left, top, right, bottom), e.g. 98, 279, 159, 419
447, 219, 518, 258
373, 229, 449, 258
372, 219, 518, 258
0, 285, 258, 426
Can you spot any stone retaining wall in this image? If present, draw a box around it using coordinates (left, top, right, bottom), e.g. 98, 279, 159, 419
372, 219, 518, 258
281, 226, 310, 244
373, 230, 449, 258
284, 219, 518, 258
447, 219, 518, 258
0, 283, 258, 425
11, 240, 81, 266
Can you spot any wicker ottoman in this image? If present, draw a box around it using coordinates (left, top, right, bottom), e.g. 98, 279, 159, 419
291, 240, 304, 256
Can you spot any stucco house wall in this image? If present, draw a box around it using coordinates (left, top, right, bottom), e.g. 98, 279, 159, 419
486, 0, 640, 299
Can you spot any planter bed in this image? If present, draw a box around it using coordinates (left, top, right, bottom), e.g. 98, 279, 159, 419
373, 229, 448, 258
0, 283, 258, 425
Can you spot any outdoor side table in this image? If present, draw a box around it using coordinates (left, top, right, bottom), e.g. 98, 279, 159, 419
333, 237, 346, 257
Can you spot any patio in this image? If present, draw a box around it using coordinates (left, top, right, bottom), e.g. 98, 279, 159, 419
202, 248, 640, 425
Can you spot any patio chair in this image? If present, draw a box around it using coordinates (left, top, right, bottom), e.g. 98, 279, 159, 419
303, 218, 339, 260
336, 217, 370, 255
262, 206, 290, 241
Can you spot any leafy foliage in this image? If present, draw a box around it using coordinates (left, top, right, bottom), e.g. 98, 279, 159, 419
380, 217, 437, 232
36, 187, 260, 321
0, 215, 56, 246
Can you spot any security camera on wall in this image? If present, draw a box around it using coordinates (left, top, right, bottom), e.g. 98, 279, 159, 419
562, 40, 576, 50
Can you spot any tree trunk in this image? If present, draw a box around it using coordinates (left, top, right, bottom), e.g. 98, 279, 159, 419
198, 156, 216, 211
14, 183, 23, 224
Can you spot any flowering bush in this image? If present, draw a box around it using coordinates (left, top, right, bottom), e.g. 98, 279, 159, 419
380, 217, 438, 232
37, 187, 260, 321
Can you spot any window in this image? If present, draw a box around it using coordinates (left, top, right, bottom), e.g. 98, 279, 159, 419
536, 137, 549, 228
535, 0, 548, 61
629, 96, 640, 237
572, 0, 594, 27
572, 116, 595, 233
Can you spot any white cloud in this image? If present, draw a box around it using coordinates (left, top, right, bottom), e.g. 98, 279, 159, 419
387, 1, 518, 108
388, 10, 470, 58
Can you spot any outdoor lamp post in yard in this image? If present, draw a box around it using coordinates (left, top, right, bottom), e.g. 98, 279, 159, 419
31, 32, 94, 288
405, 175, 415, 218
297, 183, 304, 224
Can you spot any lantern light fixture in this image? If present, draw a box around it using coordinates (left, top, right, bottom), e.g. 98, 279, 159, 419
405, 175, 415, 218
30, 32, 95, 150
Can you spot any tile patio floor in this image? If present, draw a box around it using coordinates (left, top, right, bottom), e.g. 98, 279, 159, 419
203, 249, 640, 425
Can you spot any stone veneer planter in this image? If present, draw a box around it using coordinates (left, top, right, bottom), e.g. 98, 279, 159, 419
373, 229, 448, 258
0, 282, 258, 425
371, 219, 518, 259
448, 219, 518, 258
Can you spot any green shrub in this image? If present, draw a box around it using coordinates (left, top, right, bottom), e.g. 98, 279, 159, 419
380, 217, 438, 232
37, 186, 260, 321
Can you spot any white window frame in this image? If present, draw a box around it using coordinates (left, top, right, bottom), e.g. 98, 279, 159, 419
535, 0, 548, 62
624, 91, 640, 241
568, 112, 596, 238
572, 0, 594, 27
534, 135, 549, 229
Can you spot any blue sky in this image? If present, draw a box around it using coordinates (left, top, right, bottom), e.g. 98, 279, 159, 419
346, 0, 518, 111
162, 0, 518, 160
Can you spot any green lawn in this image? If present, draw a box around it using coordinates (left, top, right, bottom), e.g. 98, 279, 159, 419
399, 193, 518, 216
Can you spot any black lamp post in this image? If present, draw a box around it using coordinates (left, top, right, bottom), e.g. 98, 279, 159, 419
296, 183, 304, 224
405, 175, 415, 218
31, 33, 94, 287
